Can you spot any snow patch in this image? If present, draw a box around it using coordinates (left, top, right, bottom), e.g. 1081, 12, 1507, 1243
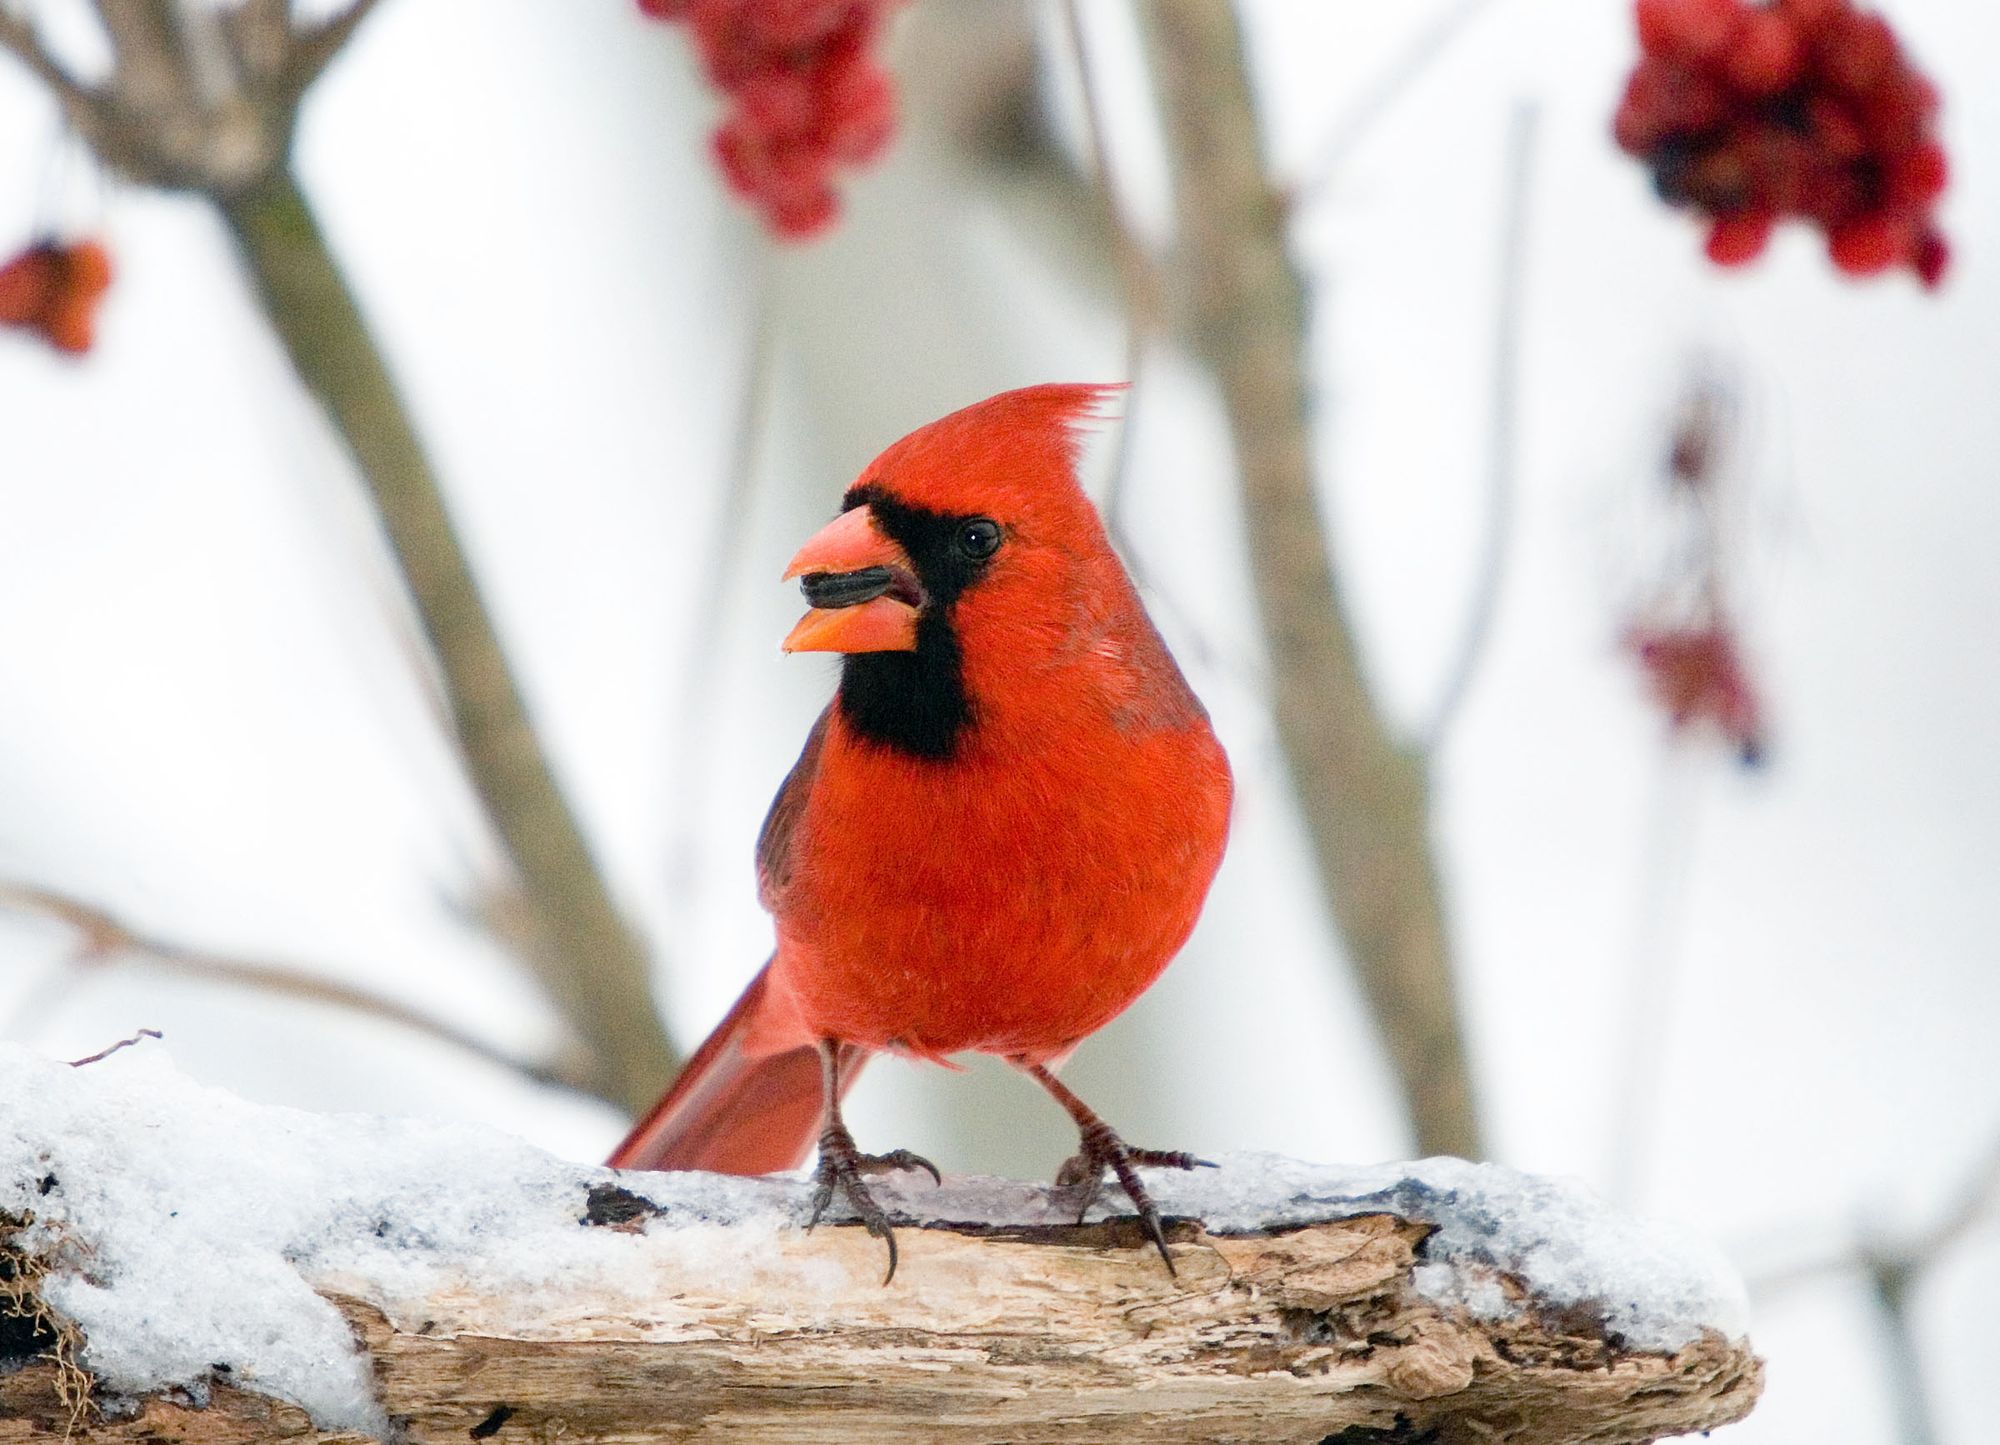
0, 1044, 1747, 1435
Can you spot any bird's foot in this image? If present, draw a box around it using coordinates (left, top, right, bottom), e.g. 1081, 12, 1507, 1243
807, 1122, 940, 1285
1054, 1123, 1213, 1275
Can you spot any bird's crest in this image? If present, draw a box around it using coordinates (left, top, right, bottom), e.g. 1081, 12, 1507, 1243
849, 383, 1124, 518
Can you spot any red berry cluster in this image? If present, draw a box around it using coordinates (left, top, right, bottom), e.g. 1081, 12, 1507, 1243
1624, 622, 1766, 765
1614, 0, 1950, 287
0, 238, 113, 355
641, 0, 901, 240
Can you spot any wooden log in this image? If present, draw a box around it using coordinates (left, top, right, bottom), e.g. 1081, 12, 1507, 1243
3, 1207, 1759, 1444
0, 1048, 1761, 1442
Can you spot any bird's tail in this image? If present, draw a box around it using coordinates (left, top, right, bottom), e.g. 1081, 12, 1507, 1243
606, 962, 864, 1174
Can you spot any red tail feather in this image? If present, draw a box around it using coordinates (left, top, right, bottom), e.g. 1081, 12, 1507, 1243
606, 963, 863, 1174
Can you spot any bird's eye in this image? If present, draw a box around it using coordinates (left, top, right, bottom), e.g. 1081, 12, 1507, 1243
956, 517, 1002, 560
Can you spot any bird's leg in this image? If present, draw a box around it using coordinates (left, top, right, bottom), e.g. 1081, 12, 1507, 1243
1016, 1059, 1213, 1276
806, 1038, 940, 1284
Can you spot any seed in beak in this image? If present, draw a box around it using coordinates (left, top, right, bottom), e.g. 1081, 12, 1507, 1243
800, 567, 897, 610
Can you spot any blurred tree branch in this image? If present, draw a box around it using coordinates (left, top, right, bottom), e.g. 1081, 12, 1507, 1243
285, 0, 383, 93
0, 0, 680, 1112
665, 243, 773, 910
0, 8, 94, 116
1055, 0, 1157, 552
1423, 99, 1538, 749
1139, 0, 1482, 1158
216, 170, 678, 1113
1751, 1137, 1999, 1445
1291, 0, 1505, 206
0, 882, 598, 1094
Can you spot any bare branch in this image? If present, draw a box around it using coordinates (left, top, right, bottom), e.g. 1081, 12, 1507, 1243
66, 1028, 162, 1068
284, 0, 384, 96
0, 9, 100, 118
90, 0, 182, 108
214, 173, 681, 1113
1140, 0, 1482, 1158
665, 244, 774, 909
1863, 1251, 1943, 1445
1856, 1142, 2000, 1445
1292, 0, 1506, 206
1746, 1136, 2000, 1297
1604, 744, 1703, 1203
1056, 0, 1159, 551
0, 881, 598, 1096
1423, 100, 1538, 751
222, 0, 292, 82
1897, 1136, 2000, 1266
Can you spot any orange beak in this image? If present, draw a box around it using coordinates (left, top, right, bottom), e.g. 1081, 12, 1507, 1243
781, 505, 923, 654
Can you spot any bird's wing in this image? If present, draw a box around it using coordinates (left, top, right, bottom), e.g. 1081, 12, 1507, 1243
756, 703, 831, 911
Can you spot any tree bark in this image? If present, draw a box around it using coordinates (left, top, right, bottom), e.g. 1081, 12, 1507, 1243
1, 1211, 1759, 1444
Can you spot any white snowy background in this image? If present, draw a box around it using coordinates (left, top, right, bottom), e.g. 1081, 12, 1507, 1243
0, 1, 1994, 1441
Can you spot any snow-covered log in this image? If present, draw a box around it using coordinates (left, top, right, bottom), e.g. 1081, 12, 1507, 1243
0, 1045, 1760, 1443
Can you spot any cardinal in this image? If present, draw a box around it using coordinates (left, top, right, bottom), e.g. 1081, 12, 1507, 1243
610, 384, 1233, 1279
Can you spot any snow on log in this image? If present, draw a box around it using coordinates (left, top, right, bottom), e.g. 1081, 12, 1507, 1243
0, 1044, 1761, 1443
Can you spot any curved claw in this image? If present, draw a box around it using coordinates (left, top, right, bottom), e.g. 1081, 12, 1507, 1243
840, 1205, 901, 1286
863, 1148, 942, 1187
809, 1127, 939, 1285
873, 1218, 900, 1286
1051, 1132, 1207, 1275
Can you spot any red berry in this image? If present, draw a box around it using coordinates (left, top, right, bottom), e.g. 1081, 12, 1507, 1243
62, 238, 113, 294
1644, 0, 1745, 60
0, 238, 112, 354
1807, 95, 1868, 160
1828, 215, 1908, 275
1706, 211, 1775, 266
1892, 139, 1949, 205
644, 0, 903, 242
1912, 228, 1950, 288
1819, 12, 1897, 96
733, 69, 817, 137
738, 0, 851, 51
0, 244, 57, 325
1726, 10, 1803, 96
1617, 0, 1950, 288
1625, 622, 1765, 760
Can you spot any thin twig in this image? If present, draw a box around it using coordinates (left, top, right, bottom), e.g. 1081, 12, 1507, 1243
1604, 742, 1702, 1204
1860, 1137, 2000, 1445
1749, 1137, 2000, 1301
66, 1028, 162, 1067
1057, 0, 1155, 552
1901, 1137, 2000, 1263
1865, 1255, 1943, 1445
1744, 1139, 1999, 1445
1139, 0, 1482, 1159
91, 0, 184, 108
1291, 0, 1506, 206
0, 9, 99, 115
1423, 100, 1537, 751
665, 242, 774, 909
0, 881, 596, 1094
284, 0, 383, 94
224, 0, 292, 82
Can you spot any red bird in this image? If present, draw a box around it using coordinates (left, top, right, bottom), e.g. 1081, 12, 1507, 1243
610, 384, 1232, 1277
